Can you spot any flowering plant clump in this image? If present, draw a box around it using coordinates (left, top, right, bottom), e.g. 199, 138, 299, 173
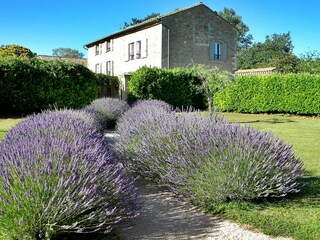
114, 100, 225, 180
163, 123, 304, 205
85, 97, 130, 130
116, 100, 304, 206
0, 109, 139, 239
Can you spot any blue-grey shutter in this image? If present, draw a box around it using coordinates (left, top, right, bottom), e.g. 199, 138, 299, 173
222, 42, 228, 61
210, 42, 215, 60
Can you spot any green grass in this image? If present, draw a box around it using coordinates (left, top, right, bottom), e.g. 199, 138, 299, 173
0, 118, 21, 140
215, 112, 320, 240
1, 114, 319, 239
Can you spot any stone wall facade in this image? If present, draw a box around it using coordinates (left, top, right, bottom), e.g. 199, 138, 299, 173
161, 4, 237, 71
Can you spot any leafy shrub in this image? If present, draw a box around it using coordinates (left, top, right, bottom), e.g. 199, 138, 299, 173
85, 97, 130, 130
0, 109, 139, 239
128, 66, 206, 109
214, 73, 320, 115
0, 57, 98, 115
95, 73, 119, 88
115, 100, 304, 207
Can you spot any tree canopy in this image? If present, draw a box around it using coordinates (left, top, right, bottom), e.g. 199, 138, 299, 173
52, 48, 84, 59
123, 13, 160, 28
236, 32, 300, 72
218, 8, 253, 50
0, 44, 36, 58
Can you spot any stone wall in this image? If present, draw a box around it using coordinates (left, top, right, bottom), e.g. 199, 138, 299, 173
161, 4, 237, 72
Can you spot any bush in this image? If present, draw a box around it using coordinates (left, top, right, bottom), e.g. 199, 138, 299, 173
115, 100, 304, 207
0, 57, 98, 115
114, 100, 225, 180
85, 97, 130, 130
163, 123, 304, 205
214, 73, 320, 115
128, 66, 206, 109
95, 73, 119, 88
0, 109, 139, 239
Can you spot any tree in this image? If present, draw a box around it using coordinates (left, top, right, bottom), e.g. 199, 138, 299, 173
237, 32, 298, 72
123, 12, 160, 28
52, 48, 84, 59
218, 8, 253, 50
298, 50, 320, 74
191, 64, 234, 115
0, 44, 36, 58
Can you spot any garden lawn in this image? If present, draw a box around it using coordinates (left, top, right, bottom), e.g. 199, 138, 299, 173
0, 118, 21, 140
216, 112, 320, 240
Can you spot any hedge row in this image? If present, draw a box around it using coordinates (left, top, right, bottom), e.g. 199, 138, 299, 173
214, 73, 320, 115
128, 66, 206, 109
0, 57, 98, 115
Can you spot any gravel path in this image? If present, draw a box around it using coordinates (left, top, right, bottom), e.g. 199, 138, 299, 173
105, 131, 291, 240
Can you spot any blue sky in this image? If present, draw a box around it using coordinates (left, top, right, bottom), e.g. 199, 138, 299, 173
1, 0, 319, 57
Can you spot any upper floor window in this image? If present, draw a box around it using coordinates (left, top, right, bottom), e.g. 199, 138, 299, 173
210, 42, 227, 61
106, 40, 113, 52
95, 45, 99, 55
128, 42, 134, 60
136, 41, 141, 59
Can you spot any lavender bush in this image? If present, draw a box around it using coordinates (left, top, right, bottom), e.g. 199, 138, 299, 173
0, 109, 139, 239
114, 100, 225, 180
115, 100, 304, 206
85, 97, 130, 130
163, 123, 304, 205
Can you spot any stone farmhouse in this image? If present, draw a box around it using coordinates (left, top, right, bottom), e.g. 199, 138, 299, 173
84, 2, 238, 98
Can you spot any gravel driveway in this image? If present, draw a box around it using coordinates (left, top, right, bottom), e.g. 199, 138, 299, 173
105, 131, 291, 240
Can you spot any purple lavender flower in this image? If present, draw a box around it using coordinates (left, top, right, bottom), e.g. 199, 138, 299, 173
0, 109, 139, 239
84, 97, 130, 130
115, 99, 304, 206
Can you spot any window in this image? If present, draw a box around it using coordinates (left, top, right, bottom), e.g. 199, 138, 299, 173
128, 42, 134, 60
95, 45, 99, 55
136, 41, 141, 59
214, 43, 221, 60
106, 61, 111, 75
210, 42, 227, 61
106, 40, 111, 52
95, 63, 99, 73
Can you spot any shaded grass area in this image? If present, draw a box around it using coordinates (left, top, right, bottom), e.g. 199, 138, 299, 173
0, 118, 21, 140
214, 112, 320, 240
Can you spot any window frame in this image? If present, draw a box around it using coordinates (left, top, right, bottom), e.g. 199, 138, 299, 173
136, 41, 142, 59
128, 42, 134, 60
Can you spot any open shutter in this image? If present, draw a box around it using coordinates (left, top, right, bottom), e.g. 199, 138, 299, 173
124, 42, 128, 61
141, 38, 148, 58
209, 42, 216, 60
222, 42, 228, 61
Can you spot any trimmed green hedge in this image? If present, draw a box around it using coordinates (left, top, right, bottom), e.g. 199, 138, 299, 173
214, 73, 320, 115
128, 66, 206, 109
0, 57, 98, 115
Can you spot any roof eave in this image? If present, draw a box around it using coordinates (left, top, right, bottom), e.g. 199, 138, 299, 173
84, 19, 161, 48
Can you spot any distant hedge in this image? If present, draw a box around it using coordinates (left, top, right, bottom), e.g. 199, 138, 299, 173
128, 66, 206, 109
214, 73, 320, 115
0, 57, 98, 115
